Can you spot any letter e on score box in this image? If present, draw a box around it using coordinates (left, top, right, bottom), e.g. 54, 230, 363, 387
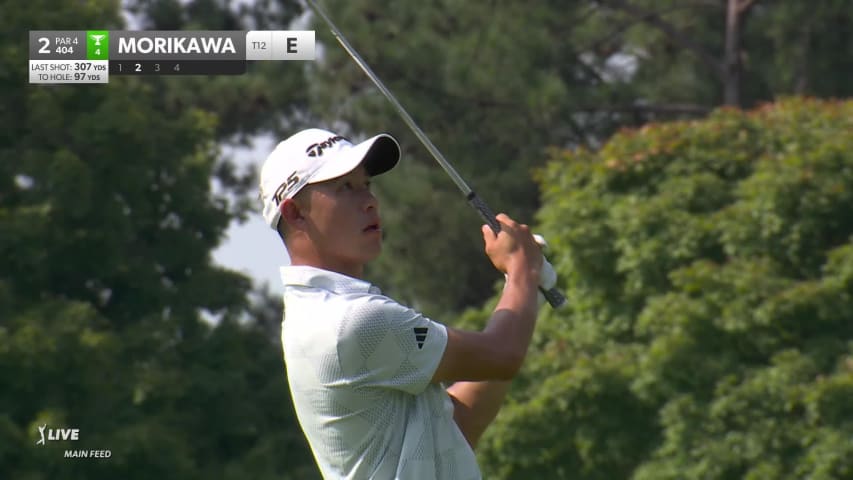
245, 31, 314, 61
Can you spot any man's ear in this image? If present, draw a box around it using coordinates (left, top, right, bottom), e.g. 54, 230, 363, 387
279, 198, 304, 230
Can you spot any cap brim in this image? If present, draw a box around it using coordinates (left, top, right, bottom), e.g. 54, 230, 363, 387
361, 134, 400, 176
310, 133, 400, 184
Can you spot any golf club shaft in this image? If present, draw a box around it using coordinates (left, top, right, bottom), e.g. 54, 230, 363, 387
307, 0, 566, 309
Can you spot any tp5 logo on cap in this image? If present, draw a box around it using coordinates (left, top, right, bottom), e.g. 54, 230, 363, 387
272, 172, 300, 205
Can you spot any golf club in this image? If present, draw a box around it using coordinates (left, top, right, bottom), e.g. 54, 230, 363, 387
306, 0, 567, 309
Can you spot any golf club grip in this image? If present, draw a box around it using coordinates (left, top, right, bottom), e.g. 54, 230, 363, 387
467, 192, 567, 309
467, 191, 501, 233
541, 286, 568, 308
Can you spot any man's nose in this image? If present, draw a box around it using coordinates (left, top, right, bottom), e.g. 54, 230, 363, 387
362, 189, 378, 211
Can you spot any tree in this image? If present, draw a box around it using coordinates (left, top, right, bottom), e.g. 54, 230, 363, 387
594, 0, 853, 106
306, 0, 853, 317
471, 98, 853, 479
0, 0, 318, 477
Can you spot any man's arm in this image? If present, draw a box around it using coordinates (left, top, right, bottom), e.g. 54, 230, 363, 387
445, 380, 510, 449
429, 214, 542, 446
431, 272, 539, 382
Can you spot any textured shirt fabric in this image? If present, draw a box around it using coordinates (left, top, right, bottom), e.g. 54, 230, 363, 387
280, 266, 481, 480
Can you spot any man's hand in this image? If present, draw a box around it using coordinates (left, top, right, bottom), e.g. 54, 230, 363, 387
481, 213, 543, 280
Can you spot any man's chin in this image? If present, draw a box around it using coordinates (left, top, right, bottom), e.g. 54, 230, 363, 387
366, 244, 382, 261
359, 239, 382, 262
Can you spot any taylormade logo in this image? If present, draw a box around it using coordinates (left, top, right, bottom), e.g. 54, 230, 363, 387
36, 424, 79, 445
306, 136, 346, 157
118, 36, 237, 54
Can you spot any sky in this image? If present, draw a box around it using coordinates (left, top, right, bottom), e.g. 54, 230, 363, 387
212, 135, 290, 296
172, 8, 312, 298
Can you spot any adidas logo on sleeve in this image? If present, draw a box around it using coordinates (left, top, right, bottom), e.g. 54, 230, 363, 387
414, 327, 428, 349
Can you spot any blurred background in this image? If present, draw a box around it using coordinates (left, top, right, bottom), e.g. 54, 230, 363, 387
2, 0, 852, 478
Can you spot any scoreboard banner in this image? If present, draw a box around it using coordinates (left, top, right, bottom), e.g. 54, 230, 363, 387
29, 30, 315, 84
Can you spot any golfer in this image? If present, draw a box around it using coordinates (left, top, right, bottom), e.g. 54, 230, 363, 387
260, 128, 542, 479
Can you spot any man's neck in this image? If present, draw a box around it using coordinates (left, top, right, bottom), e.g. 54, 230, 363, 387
288, 255, 364, 279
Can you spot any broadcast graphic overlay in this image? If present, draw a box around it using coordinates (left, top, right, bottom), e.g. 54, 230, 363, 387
29, 30, 315, 84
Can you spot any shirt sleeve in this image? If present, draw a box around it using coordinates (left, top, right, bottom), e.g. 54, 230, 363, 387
336, 295, 448, 395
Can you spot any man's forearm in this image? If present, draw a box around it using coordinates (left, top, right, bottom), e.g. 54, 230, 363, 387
446, 380, 511, 449
446, 271, 538, 447
483, 271, 540, 373
440, 266, 540, 449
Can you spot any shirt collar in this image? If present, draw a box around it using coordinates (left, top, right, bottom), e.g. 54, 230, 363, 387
280, 265, 382, 295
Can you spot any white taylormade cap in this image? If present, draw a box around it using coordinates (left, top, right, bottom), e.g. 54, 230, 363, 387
260, 128, 401, 229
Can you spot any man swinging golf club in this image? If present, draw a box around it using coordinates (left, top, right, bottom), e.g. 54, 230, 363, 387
260, 128, 542, 479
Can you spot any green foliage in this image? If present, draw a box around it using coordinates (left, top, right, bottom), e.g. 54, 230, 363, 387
308, 0, 853, 318
5, 0, 853, 477
1, 0, 317, 478
476, 98, 853, 479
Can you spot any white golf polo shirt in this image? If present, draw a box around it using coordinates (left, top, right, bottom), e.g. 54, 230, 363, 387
280, 265, 481, 480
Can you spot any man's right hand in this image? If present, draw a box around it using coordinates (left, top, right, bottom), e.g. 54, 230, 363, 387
481, 213, 543, 280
